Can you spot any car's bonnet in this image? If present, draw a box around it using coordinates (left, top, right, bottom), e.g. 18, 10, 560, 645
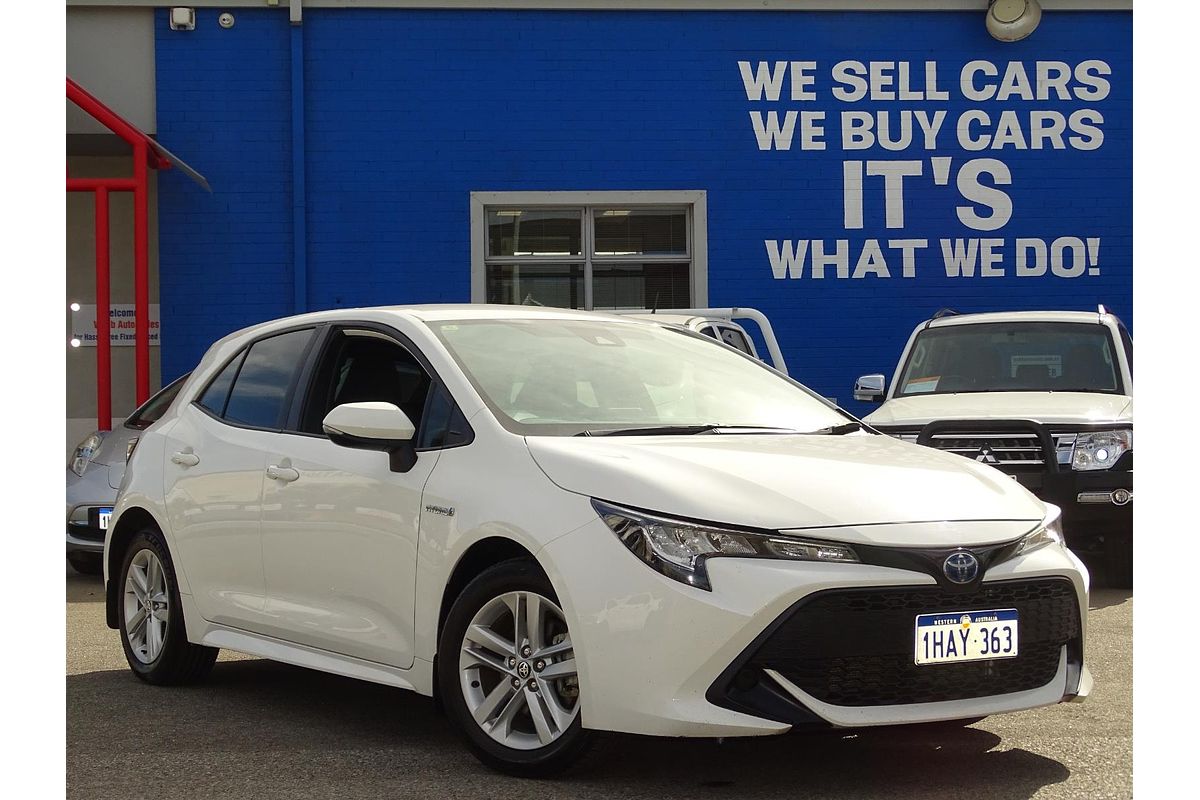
864, 391, 1133, 427
525, 432, 1045, 546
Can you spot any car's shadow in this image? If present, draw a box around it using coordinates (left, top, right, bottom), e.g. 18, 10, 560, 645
67, 658, 1071, 800
1088, 587, 1132, 611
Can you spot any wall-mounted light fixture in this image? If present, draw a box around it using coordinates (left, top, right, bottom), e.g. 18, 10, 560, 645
986, 0, 1042, 42
169, 8, 196, 32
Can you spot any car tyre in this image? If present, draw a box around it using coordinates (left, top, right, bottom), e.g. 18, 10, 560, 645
438, 559, 592, 777
67, 552, 103, 575
117, 528, 218, 685
1105, 532, 1132, 589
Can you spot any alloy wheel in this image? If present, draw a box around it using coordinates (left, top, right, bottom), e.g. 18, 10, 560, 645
458, 591, 579, 750
123, 548, 170, 664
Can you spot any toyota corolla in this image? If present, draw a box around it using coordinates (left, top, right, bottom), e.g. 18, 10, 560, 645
103, 305, 1091, 776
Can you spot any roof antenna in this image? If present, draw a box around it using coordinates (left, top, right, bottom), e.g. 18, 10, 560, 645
932, 307, 960, 319
521, 293, 544, 307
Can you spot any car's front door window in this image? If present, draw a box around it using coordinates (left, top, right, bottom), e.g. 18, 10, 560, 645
297, 330, 431, 435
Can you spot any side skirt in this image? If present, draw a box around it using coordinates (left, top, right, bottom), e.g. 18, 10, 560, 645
178, 593, 434, 696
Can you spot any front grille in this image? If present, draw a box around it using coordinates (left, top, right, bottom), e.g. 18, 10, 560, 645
885, 427, 1089, 469
750, 579, 1080, 707
927, 431, 1046, 468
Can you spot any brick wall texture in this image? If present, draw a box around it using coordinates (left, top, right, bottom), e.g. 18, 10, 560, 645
155, 7, 1131, 414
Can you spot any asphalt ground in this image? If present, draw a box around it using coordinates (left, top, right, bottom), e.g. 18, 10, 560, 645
66, 559, 1132, 800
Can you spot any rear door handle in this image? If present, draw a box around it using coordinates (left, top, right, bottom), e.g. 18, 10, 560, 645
266, 464, 300, 483
170, 451, 200, 467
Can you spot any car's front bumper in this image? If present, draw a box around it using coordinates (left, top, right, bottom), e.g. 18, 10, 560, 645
1014, 469, 1132, 552
540, 519, 1089, 738
65, 465, 117, 555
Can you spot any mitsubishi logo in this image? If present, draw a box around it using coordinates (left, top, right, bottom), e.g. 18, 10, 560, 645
975, 444, 1000, 464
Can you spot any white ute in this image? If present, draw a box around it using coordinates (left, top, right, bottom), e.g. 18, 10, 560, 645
856, 307, 1132, 586
614, 307, 789, 375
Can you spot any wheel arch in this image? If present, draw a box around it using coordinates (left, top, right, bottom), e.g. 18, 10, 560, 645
104, 506, 164, 630
433, 536, 561, 713
437, 536, 542, 644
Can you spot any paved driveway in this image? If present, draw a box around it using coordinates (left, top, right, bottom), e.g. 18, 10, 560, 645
66, 564, 1131, 800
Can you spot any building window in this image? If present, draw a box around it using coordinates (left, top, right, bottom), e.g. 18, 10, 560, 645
471, 191, 707, 310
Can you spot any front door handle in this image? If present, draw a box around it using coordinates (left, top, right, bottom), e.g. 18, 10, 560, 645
170, 451, 200, 467
266, 464, 300, 483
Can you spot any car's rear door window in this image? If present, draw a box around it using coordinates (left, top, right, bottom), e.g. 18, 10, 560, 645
223, 329, 314, 429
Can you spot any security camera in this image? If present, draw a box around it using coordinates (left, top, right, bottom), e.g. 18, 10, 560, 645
169, 8, 195, 32
986, 0, 1042, 42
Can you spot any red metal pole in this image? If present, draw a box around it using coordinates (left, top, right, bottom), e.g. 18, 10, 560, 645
67, 177, 137, 192
95, 188, 112, 431
133, 141, 150, 404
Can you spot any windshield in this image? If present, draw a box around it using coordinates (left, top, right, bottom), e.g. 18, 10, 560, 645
896, 322, 1122, 397
429, 318, 849, 436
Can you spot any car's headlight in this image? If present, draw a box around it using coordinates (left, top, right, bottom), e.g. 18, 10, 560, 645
69, 432, 105, 477
1071, 429, 1131, 471
1013, 505, 1065, 558
592, 499, 859, 591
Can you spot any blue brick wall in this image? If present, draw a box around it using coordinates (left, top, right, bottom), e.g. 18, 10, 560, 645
155, 9, 294, 375
156, 8, 1131, 414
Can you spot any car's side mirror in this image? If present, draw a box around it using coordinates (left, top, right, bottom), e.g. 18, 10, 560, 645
322, 402, 417, 473
853, 374, 886, 403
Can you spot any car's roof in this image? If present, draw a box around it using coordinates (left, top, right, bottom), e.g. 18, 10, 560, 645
395, 304, 635, 322
925, 310, 1112, 329
214, 304, 647, 346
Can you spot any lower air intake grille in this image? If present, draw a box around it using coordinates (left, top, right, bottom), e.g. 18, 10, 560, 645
750, 579, 1080, 707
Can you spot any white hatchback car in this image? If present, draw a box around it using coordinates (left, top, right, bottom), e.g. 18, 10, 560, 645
105, 305, 1091, 776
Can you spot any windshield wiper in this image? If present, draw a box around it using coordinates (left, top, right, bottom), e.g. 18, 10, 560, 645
804, 422, 864, 435
576, 424, 800, 437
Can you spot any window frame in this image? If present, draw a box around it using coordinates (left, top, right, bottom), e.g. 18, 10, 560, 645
470, 190, 708, 310
281, 320, 475, 453
191, 324, 320, 433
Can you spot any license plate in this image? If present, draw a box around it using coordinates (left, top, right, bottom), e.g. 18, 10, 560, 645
914, 608, 1018, 665
98, 508, 113, 531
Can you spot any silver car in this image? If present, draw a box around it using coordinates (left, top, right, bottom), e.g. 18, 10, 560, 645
66, 374, 188, 574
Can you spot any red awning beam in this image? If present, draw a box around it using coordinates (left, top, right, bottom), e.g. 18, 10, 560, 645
67, 77, 209, 430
